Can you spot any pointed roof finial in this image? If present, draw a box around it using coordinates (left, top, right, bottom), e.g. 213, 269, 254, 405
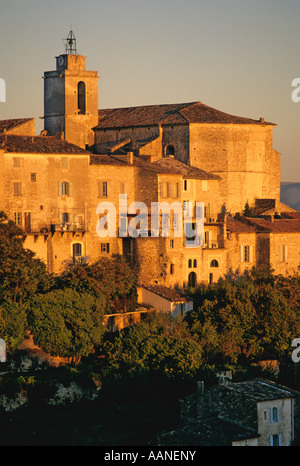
64, 29, 77, 55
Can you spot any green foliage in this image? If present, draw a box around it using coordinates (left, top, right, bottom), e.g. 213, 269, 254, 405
0, 212, 50, 303
0, 300, 27, 352
26, 288, 105, 363
186, 269, 300, 364
98, 313, 204, 381
242, 201, 254, 217
55, 255, 137, 314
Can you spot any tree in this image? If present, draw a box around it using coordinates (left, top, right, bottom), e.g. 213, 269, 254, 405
0, 300, 27, 352
242, 201, 254, 217
98, 313, 204, 381
55, 255, 137, 313
27, 288, 106, 364
186, 270, 300, 363
0, 212, 50, 303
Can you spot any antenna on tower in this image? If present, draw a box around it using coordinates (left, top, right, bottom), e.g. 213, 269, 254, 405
64, 29, 77, 55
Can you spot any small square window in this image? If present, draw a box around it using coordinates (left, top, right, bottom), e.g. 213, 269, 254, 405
101, 243, 110, 253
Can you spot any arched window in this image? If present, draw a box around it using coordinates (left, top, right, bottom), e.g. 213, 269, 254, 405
78, 81, 86, 114
193, 259, 197, 268
165, 145, 175, 157
210, 259, 219, 268
188, 259, 192, 268
188, 271, 197, 288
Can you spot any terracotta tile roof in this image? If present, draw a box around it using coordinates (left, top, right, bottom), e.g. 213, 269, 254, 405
95, 102, 275, 129
94, 136, 158, 155
242, 217, 300, 233
0, 118, 34, 133
0, 134, 90, 155
90, 153, 221, 180
226, 217, 256, 233
141, 284, 190, 302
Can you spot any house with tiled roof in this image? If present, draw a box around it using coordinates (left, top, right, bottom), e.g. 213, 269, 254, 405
157, 378, 299, 446
0, 118, 35, 136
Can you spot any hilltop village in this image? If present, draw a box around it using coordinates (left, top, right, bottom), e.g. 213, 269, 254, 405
1, 34, 300, 447
0, 44, 299, 303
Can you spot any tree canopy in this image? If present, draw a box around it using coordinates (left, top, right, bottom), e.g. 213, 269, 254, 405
0, 212, 50, 303
26, 288, 105, 364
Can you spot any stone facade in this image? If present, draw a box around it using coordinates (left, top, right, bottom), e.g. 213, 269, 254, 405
0, 48, 299, 300
158, 378, 297, 446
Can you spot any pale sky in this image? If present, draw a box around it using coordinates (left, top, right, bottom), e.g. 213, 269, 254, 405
0, 0, 299, 181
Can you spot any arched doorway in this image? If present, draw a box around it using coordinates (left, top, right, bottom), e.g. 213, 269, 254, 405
188, 271, 197, 288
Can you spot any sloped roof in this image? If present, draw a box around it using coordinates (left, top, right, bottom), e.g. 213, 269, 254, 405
90, 153, 221, 180
157, 416, 258, 446
225, 379, 294, 402
141, 284, 190, 303
96, 102, 275, 129
0, 118, 34, 134
226, 217, 256, 233
0, 134, 90, 155
243, 217, 300, 233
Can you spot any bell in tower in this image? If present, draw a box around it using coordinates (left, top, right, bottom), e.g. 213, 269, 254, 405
43, 30, 99, 149
64, 29, 77, 55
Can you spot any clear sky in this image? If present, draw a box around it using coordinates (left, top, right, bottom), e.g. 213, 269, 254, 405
0, 0, 299, 181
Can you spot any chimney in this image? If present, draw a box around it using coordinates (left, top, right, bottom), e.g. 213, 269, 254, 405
260, 117, 265, 123
127, 151, 134, 165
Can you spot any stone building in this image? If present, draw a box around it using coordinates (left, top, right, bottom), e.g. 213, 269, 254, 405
0, 36, 299, 297
157, 378, 299, 446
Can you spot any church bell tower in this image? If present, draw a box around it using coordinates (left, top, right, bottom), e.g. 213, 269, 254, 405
43, 30, 99, 149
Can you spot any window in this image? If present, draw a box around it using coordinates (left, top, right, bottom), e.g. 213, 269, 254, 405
263, 410, 268, 422
278, 245, 288, 263
62, 212, 70, 224
210, 259, 219, 268
193, 259, 197, 268
98, 181, 108, 198
160, 182, 180, 199
58, 181, 72, 197
101, 243, 110, 253
72, 243, 82, 259
77, 81, 86, 115
270, 406, 280, 423
24, 212, 31, 232
183, 179, 188, 191
14, 212, 22, 226
170, 239, 174, 248
188, 259, 192, 268
170, 263, 175, 275
270, 434, 282, 446
183, 200, 193, 216
31, 173, 36, 182
240, 245, 252, 262
13, 182, 22, 196
165, 145, 175, 157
